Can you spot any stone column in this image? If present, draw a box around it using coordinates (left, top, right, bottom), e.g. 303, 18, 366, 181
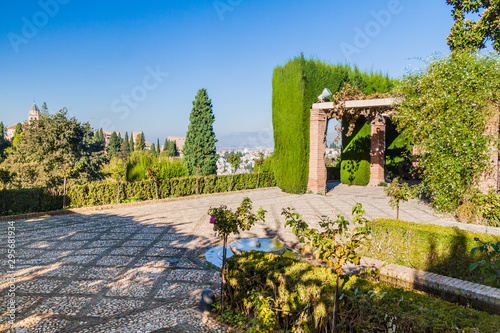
307, 108, 328, 194
369, 115, 386, 186
479, 104, 499, 193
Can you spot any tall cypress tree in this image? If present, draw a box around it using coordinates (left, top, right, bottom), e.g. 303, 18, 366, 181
129, 134, 134, 152
135, 132, 145, 151
156, 138, 161, 155
183, 88, 218, 175
119, 132, 130, 160
108, 132, 121, 159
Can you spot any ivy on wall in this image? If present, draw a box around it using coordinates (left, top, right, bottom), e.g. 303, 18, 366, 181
394, 51, 500, 212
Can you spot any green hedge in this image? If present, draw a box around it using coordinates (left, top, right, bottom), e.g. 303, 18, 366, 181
0, 172, 276, 215
225, 251, 500, 332
341, 117, 371, 185
363, 218, 500, 286
385, 118, 413, 180
272, 55, 393, 194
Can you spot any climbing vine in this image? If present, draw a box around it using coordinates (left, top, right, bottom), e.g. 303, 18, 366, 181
394, 51, 500, 212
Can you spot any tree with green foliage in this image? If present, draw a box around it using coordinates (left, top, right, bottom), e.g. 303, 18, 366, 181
119, 133, 130, 160
394, 51, 500, 212
40, 102, 49, 115
0, 122, 10, 160
447, 0, 500, 52
163, 139, 178, 157
183, 89, 218, 176
129, 133, 134, 152
384, 177, 419, 219
150, 143, 156, 155
156, 138, 161, 155
2, 108, 106, 188
107, 132, 121, 160
135, 132, 145, 151
208, 198, 266, 312
282, 204, 371, 332
254, 152, 265, 189
6, 123, 23, 154
228, 152, 241, 192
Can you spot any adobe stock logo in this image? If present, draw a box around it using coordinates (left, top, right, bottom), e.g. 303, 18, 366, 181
7, 0, 71, 54
340, 0, 409, 60
213, 0, 243, 22
99, 65, 169, 133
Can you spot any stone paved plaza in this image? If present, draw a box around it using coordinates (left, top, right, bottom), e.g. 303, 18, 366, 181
1, 184, 499, 332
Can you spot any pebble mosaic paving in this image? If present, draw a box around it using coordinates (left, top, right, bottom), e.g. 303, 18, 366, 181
2, 186, 500, 332
0, 212, 224, 332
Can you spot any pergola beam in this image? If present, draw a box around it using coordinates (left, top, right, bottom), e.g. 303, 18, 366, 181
312, 97, 398, 110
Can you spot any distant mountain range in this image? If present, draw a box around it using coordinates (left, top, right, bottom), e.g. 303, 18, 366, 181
216, 131, 274, 149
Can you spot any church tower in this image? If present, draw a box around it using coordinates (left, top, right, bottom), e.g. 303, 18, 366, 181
28, 102, 40, 122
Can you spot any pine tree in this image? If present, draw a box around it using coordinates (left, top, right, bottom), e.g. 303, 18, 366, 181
135, 132, 145, 151
183, 88, 218, 175
108, 132, 121, 159
151, 142, 156, 155
156, 138, 161, 155
129, 134, 134, 152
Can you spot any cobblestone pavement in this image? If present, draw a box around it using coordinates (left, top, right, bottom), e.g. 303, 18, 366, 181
1, 185, 499, 332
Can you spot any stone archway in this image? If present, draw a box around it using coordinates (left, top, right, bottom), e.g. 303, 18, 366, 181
306, 98, 397, 194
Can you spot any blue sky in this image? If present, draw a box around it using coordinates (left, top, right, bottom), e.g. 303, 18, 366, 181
0, 0, 457, 144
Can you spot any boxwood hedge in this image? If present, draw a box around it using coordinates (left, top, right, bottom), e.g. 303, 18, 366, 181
363, 218, 500, 286
0, 172, 275, 216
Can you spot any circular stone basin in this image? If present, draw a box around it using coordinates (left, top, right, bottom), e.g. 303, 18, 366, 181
205, 238, 299, 268
230, 238, 286, 256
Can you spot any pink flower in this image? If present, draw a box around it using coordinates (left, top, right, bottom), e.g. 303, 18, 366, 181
210, 217, 216, 224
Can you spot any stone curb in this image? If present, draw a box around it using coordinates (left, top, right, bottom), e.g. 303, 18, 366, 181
0, 187, 280, 222
342, 256, 500, 313
378, 261, 500, 313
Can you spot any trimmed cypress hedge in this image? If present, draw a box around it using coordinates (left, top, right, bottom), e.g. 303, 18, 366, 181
0, 172, 275, 216
225, 251, 500, 332
272, 55, 393, 193
363, 218, 500, 286
341, 116, 371, 185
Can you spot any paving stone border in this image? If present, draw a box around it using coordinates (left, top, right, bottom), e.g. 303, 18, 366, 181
344, 257, 500, 315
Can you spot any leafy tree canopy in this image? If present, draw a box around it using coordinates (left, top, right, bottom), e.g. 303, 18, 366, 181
447, 0, 500, 52
1, 108, 106, 188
